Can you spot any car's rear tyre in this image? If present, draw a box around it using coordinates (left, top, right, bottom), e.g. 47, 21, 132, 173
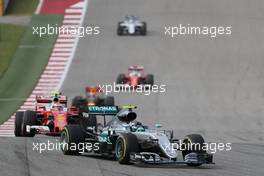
104, 96, 115, 106
22, 111, 37, 137
115, 133, 139, 164
72, 96, 86, 109
116, 74, 126, 84
60, 125, 85, 155
182, 134, 206, 167
14, 111, 24, 137
141, 22, 147, 35
145, 74, 154, 86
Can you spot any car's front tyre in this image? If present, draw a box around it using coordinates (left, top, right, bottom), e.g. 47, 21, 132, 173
145, 74, 154, 86
182, 134, 206, 167
116, 74, 126, 84
141, 22, 147, 35
103, 96, 115, 106
72, 96, 86, 109
115, 133, 139, 164
117, 22, 123, 35
60, 125, 85, 155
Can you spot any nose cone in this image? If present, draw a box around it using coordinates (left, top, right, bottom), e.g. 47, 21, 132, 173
130, 77, 138, 87
128, 24, 135, 34
54, 113, 67, 132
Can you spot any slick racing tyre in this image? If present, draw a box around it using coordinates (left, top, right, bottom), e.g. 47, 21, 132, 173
21, 111, 37, 137
182, 134, 206, 167
145, 74, 154, 86
60, 125, 85, 155
117, 22, 123, 35
141, 22, 147, 35
72, 96, 86, 109
14, 111, 24, 137
115, 133, 139, 164
104, 96, 115, 106
116, 74, 126, 84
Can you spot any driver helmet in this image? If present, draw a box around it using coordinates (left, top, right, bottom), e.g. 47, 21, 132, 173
129, 70, 140, 76
131, 121, 145, 132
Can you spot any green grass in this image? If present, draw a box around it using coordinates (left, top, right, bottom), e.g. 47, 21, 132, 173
5, 0, 39, 15
0, 14, 63, 124
0, 24, 26, 78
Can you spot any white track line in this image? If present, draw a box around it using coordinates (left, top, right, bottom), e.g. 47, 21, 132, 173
64, 15, 82, 19
56, 38, 76, 42
65, 9, 83, 13
53, 48, 73, 52
63, 20, 82, 23
0, 0, 88, 137
35, 0, 44, 14
54, 44, 75, 47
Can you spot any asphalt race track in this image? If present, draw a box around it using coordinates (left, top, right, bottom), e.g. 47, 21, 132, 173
1, 0, 264, 175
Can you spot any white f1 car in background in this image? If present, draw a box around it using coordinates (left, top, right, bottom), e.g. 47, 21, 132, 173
117, 15, 147, 35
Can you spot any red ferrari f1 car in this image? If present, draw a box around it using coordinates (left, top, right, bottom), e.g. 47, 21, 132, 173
116, 66, 154, 87
15, 93, 80, 137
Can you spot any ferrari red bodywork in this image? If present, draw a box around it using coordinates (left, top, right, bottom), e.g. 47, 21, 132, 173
116, 66, 154, 87
33, 95, 80, 135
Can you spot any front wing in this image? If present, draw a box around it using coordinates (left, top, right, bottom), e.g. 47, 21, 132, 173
130, 152, 214, 165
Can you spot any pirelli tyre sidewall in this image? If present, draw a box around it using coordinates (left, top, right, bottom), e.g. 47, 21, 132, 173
103, 96, 115, 106
182, 134, 206, 167
60, 125, 85, 155
21, 111, 37, 137
115, 133, 139, 164
117, 22, 123, 35
14, 111, 24, 137
72, 96, 86, 109
116, 74, 126, 84
141, 22, 147, 35
145, 74, 154, 86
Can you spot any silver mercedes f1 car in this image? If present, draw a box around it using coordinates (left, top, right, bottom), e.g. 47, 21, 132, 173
60, 106, 213, 166
117, 15, 147, 35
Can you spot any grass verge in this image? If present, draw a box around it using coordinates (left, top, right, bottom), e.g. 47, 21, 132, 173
0, 24, 26, 78
0, 14, 63, 124
5, 0, 39, 15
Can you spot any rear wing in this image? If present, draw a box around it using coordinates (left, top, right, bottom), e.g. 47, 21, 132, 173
128, 65, 144, 71
36, 95, 67, 104
80, 106, 119, 126
86, 106, 119, 115
80, 105, 137, 117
